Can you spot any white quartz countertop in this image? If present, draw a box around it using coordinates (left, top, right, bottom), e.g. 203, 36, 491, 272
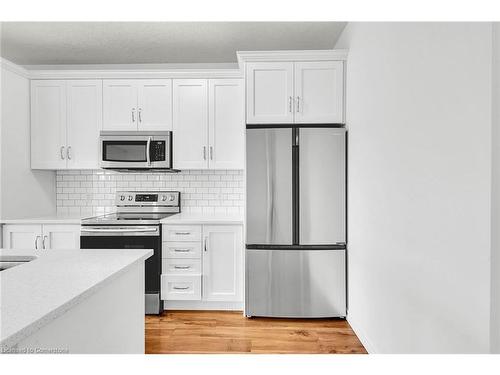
0, 214, 95, 224
160, 213, 244, 225
0, 248, 152, 348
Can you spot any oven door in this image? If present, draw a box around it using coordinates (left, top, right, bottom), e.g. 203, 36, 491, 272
99, 133, 171, 169
80, 225, 163, 314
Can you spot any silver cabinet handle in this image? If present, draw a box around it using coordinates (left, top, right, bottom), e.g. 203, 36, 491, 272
174, 265, 191, 269
34, 235, 41, 250
138, 108, 142, 123
173, 249, 190, 252
42, 235, 48, 250
203, 146, 207, 160
289, 96, 293, 113
67, 146, 72, 160
296, 96, 301, 112
204, 236, 208, 252
173, 286, 190, 290
209, 146, 213, 160
175, 232, 191, 235
60, 146, 65, 160
132, 108, 136, 123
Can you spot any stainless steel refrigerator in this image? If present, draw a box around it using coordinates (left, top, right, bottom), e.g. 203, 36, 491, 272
246, 126, 346, 318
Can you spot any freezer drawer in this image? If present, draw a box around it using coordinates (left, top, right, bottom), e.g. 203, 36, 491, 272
246, 249, 346, 318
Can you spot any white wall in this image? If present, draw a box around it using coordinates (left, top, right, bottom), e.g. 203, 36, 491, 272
1, 62, 56, 219
491, 23, 500, 354
336, 23, 492, 353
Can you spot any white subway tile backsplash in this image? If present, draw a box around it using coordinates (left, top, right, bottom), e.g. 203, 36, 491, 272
56, 170, 245, 215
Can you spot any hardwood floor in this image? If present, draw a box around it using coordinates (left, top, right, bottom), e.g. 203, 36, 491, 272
145, 310, 367, 354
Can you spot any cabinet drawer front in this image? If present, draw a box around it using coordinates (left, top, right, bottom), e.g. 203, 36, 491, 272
163, 225, 202, 241
163, 241, 202, 258
162, 258, 201, 275
161, 275, 201, 300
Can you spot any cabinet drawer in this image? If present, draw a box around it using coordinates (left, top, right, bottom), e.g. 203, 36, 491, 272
162, 258, 201, 275
163, 241, 201, 259
161, 275, 201, 300
163, 225, 201, 241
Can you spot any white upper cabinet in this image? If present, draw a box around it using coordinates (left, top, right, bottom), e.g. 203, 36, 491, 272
202, 225, 243, 302
294, 61, 344, 124
66, 80, 102, 169
103, 80, 139, 130
208, 79, 245, 169
245, 60, 345, 124
31, 80, 102, 170
173, 79, 209, 170
31, 81, 67, 169
138, 80, 173, 130
246, 62, 294, 124
173, 78, 245, 170
103, 79, 172, 131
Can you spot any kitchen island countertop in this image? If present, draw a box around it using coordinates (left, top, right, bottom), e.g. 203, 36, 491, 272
0, 248, 152, 349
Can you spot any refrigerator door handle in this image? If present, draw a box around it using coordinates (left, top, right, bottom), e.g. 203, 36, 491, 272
265, 131, 274, 243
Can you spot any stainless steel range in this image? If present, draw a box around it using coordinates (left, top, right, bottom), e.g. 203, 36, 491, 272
80, 191, 180, 314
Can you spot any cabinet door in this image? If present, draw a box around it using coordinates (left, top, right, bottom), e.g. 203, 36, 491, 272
246, 62, 294, 124
66, 80, 102, 169
103, 80, 139, 130
172, 79, 209, 169
202, 225, 243, 302
2, 224, 42, 250
43, 224, 80, 250
294, 61, 344, 124
208, 79, 245, 169
138, 79, 173, 131
31, 80, 67, 169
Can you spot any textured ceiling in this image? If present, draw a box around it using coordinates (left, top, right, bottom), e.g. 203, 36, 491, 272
0, 22, 347, 65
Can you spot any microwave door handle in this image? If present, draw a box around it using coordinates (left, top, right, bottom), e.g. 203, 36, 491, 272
146, 137, 151, 166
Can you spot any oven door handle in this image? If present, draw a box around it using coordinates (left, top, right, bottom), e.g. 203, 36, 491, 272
81, 227, 158, 235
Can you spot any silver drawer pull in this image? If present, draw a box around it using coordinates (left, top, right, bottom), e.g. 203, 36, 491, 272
173, 249, 190, 252
173, 286, 190, 290
174, 265, 191, 269
174, 232, 191, 235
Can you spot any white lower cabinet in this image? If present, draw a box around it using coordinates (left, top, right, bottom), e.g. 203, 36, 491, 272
2, 223, 80, 250
202, 225, 243, 302
161, 275, 202, 301
161, 224, 243, 307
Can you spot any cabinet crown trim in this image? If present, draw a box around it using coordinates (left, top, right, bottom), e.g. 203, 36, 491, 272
27, 68, 243, 80
237, 49, 348, 65
1, 58, 30, 78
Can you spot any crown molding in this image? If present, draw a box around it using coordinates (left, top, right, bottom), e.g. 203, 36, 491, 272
236, 49, 348, 67
26, 65, 243, 80
0, 58, 30, 78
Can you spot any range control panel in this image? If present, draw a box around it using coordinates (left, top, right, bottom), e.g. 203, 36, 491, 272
116, 191, 180, 207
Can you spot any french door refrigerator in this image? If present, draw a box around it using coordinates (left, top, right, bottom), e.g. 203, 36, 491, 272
246, 126, 346, 318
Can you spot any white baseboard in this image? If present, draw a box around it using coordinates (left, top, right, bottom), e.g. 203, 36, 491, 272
347, 314, 378, 354
163, 300, 244, 311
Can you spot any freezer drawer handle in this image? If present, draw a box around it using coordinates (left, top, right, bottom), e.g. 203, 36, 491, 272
173, 286, 190, 290
173, 248, 191, 252
174, 265, 191, 269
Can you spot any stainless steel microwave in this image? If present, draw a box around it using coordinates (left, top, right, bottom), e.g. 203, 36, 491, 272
99, 131, 172, 170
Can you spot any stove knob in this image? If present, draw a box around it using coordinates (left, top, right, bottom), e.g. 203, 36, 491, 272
128, 195, 133, 201
161, 195, 168, 201
120, 195, 125, 201
168, 195, 175, 201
